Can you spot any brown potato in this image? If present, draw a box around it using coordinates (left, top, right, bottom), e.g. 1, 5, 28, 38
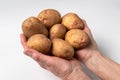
22, 10, 90, 59
65, 29, 90, 49
52, 38, 74, 59
49, 24, 67, 39
62, 13, 84, 30
22, 17, 48, 38
37, 9, 61, 29
27, 34, 51, 54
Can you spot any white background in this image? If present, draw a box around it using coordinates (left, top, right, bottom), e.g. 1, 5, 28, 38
0, 0, 120, 80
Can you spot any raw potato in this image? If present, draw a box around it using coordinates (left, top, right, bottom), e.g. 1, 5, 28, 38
22, 17, 48, 38
22, 9, 91, 60
27, 34, 51, 54
49, 24, 67, 39
37, 9, 61, 29
62, 13, 84, 30
52, 38, 74, 59
65, 29, 90, 49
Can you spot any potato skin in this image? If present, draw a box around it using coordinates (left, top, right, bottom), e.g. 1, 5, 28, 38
22, 17, 48, 38
27, 34, 51, 54
65, 29, 89, 49
52, 38, 74, 59
37, 9, 61, 29
49, 24, 67, 39
62, 13, 84, 30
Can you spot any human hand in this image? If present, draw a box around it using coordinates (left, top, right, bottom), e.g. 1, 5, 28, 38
20, 20, 120, 80
20, 34, 91, 80
76, 20, 98, 62
76, 20, 120, 80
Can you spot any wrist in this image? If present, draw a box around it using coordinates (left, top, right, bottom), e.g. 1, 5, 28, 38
84, 50, 120, 80
77, 48, 99, 63
63, 66, 91, 80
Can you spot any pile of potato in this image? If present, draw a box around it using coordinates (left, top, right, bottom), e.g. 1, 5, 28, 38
22, 9, 90, 60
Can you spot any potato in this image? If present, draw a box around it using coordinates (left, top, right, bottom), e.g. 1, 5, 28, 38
27, 34, 51, 54
37, 9, 61, 29
62, 13, 84, 30
22, 9, 91, 60
49, 24, 67, 39
52, 38, 74, 59
22, 17, 48, 38
65, 29, 89, 49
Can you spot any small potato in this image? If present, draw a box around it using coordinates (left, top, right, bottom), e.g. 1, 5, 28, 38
62, 13, 84, 30
27, 34, 51, 54
52, 38, 74, 59
65, 29, 90, 49
37, 9, 61, 29
49, 24, 67, 39
22, 17, 48, 38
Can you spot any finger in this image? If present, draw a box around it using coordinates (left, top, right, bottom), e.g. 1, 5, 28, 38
20, 34, 64, 70
24, 48, 55, 68
70, 59, 82, 68
20, 33, 28, 49
37, 62, 49, 70
82, 20, 97, 49
82, 19, 93, 38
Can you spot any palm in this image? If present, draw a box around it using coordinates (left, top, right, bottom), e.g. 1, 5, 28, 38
36, 56, 81, 78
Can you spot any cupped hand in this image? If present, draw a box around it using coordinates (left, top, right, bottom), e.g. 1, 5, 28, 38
76, 20, 120, 80
76, 20, 98, 62
20, 20, 97, 80
20, 34, 90, 80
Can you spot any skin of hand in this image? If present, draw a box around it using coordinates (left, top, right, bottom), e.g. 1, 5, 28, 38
76, 20, 120, 80
20, 20, 120, 80
20, 33, 91, 79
